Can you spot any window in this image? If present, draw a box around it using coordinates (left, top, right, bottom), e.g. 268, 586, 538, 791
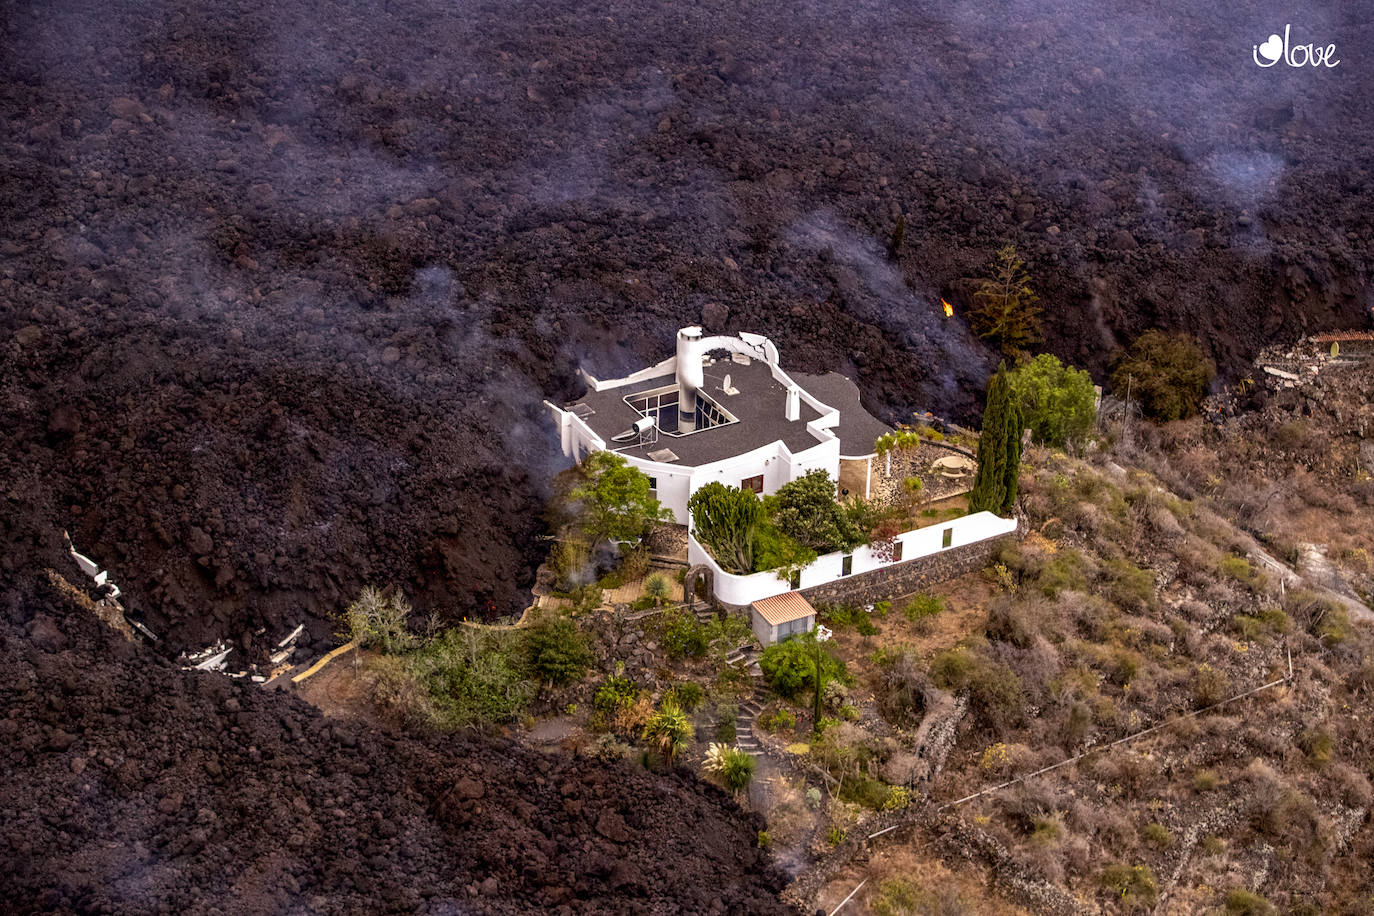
841, 554, 853, 576
941, 527, 953, 549
892, 540, 904, 563
647, 476, 658, 492
741, 475, 763, 494
789, 569, 801, 590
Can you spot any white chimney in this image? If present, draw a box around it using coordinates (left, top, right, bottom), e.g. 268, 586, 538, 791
676, 326, 704, 432
785, 386, 800, 421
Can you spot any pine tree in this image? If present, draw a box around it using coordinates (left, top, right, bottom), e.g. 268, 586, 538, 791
970, 365, 1024, 516
969, 245, 1042, 358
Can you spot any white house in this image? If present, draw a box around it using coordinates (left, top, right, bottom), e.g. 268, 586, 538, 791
544, 326, 891, 523
545, 326, 1018, 611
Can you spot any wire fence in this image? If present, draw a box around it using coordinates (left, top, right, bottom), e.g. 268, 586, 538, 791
824, 647, 1296, 914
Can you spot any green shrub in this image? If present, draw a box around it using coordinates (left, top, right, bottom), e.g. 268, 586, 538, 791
1298, 729, 1333, 766
383, 627, 535, 730
759, 708, 797, 733
715, 704, 737, 743
1142, 823, 1174, 849
904, 593, 946, 622
1038, 550, 1089, 597
756, 830, 772, 848
967, 660, 1026, 733
594, 675, 638, 715
1224, 888, 1276, 916
662, 610, 710, 659
687, 482, 763, 575
928, 647, 976, 689
1232, 607, 1291, 641
718, 746, 756, 790
873, 600, 892, 616
643, 573, 672, 604
1102, 558, 1155, 611
1192, 663, 1230, 708
524, 617, 593, 685
839, 774, 892, 810
1101, 863, 1159, 911
666, 681, 705, 712
642, 701, 692, 766
759, 632, 851, 699
1314, 605, 1353, 646
1199, 835, 1225, 857
1217, 554, 1256, 585
1193, 769, 1220, 792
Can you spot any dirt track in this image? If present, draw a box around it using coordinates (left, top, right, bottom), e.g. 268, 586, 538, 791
2, 0, 1371, 649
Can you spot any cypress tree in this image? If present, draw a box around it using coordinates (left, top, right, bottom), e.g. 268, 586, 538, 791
970, 364, 1024, 516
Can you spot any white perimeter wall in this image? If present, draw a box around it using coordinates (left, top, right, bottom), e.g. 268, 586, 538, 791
690, 511, 1019, 608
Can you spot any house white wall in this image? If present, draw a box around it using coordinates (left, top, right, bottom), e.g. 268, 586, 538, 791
690, 511, 1019, 608
544, 400, 843, 525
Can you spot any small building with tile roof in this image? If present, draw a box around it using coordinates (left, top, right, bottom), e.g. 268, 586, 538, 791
750, 592, 817, 646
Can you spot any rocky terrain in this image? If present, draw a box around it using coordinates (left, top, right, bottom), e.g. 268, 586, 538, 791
2, 0, 1372, 647
0, 570, 791, 915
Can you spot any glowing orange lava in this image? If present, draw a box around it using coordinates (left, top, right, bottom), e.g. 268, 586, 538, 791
941, 299, 953, 318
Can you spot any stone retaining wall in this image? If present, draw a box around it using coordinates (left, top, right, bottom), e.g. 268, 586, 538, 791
798, 535, 1009, 607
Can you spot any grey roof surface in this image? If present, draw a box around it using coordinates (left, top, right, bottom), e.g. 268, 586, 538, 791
571, 358, 825, 467
789, 371, 891, 456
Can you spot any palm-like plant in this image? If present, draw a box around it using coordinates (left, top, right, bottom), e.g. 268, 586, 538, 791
702, 742, 756, 791
642, 700, 692, 767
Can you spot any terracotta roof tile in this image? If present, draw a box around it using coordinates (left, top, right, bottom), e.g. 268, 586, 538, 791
751, 592, 816, 626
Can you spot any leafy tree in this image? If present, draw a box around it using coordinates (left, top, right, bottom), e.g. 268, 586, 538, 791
1109, 331, 1216, 422
1006, 354, 1097, 447
524, 616, 592, 685
688, 482, 762, 574
759, 630, 851, 699
969, 245, 1043, 357
342, 586, 415, 654
642, 700, 692, 766
969, 364, 1024, 516
569, 451, 673, 551
767, 470, 863, 554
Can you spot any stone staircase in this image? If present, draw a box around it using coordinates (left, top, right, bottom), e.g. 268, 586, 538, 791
735, 690, 765, 755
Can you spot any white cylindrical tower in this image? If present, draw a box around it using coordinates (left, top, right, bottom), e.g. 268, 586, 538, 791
675, 326, 704, 432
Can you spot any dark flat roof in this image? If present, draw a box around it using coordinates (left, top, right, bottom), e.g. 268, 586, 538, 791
789, 372, 891, 456
571, 358, 824, 467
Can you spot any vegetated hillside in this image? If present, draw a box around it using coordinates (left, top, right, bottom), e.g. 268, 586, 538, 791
862, 358, 1373, 912
0, 571, 791, 915
3, 0, 1372, 650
